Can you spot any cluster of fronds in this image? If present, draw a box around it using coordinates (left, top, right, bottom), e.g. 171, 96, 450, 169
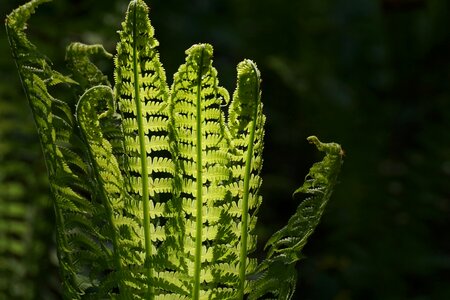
5, 0, 343, 299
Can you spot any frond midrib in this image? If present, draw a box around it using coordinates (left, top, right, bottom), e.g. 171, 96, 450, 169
192, 45, 205, 300
131, 2, 154, 298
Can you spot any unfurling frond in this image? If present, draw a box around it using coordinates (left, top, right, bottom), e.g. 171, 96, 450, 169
66, 43, 112, 90
249, 136, 343, 299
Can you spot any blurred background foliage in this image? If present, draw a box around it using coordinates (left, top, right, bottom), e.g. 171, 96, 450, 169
1, 0, 449, 299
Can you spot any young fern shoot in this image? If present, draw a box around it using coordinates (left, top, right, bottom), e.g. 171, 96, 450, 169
6, 0, 344, 299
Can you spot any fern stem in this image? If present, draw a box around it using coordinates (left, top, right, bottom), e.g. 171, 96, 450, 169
132, 2, 154, 298
238, 62, 260, 299
192, 46, 205, 300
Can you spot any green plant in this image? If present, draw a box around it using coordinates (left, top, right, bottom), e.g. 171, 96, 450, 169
5, 0, 343, 299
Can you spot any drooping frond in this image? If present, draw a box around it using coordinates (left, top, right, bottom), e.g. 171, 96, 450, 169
248, 136, 343, 300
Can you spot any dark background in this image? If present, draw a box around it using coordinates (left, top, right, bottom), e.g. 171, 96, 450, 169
1, 0, 449, 299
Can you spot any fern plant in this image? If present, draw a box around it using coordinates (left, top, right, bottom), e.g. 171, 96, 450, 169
6, 0, 343, 299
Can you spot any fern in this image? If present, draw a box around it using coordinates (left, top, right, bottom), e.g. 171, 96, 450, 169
248, 136, 343, 299
6, 0, 344, 299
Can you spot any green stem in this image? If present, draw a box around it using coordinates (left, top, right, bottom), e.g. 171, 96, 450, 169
132, 3, 154, 298
192, 46, 205, 300
237, 62, 260, 299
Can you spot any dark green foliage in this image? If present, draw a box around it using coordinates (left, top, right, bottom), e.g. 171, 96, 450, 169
0, 77, 58, 300
5, 0, 343, 299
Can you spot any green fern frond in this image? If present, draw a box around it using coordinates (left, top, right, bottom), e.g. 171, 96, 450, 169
114, 0, 173, 297
226, 59, 265, 298
267, 136, 343, 260
249, 136, 343, 299
169, 43, 232, 298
